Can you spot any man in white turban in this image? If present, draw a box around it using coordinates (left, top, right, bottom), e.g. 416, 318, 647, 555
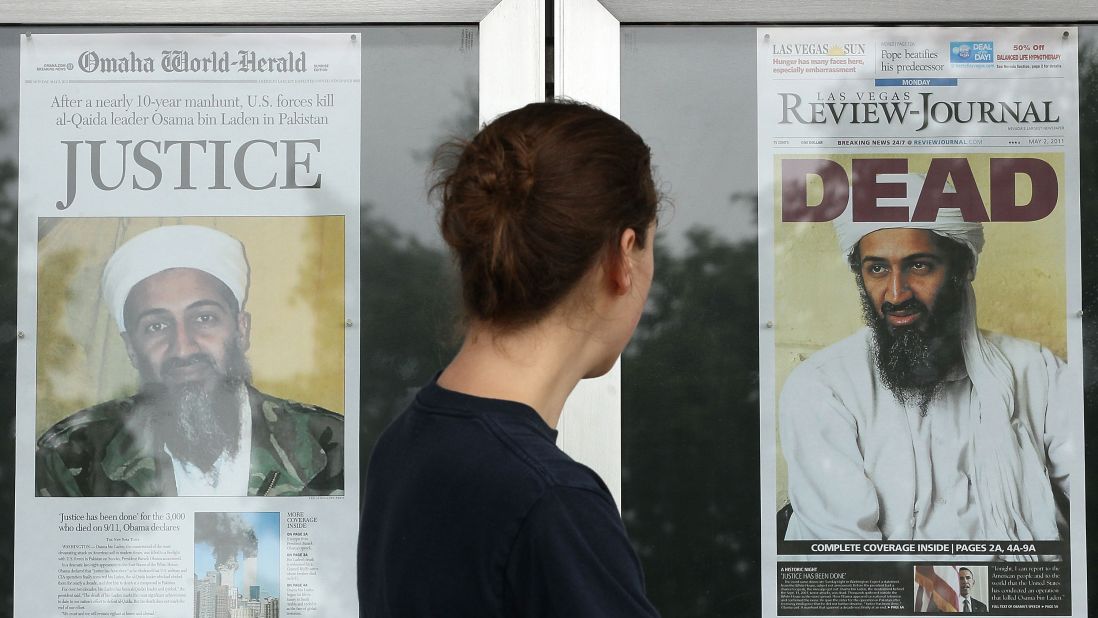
36, 224, 344, 497
780, 174, 1072, 546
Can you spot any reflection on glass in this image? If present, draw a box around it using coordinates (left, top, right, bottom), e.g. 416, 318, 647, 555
621, 26, 761, 617
0, 29, 18, 616
359, 208, 461, 458
623, 223, 760, 616
357, 26, 477, 478
1079, 30, 1098, 396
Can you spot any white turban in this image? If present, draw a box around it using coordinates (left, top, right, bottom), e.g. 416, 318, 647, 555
832, 173, 985, 270
101, 225, 249, 332
832, 173, 1058, 546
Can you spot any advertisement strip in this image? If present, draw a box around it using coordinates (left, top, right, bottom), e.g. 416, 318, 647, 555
758, 27, 1085, 617
15, 33, 361, 617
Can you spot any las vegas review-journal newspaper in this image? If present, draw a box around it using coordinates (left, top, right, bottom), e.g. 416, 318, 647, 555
757, 27, 1085, 617
15, 33, 361, 617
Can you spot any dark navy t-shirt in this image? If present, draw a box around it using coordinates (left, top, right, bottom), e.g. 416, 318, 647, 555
358, 378, 660, 617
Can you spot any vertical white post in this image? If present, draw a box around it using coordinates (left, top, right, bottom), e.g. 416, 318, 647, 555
555, 0, 620, 114
553, 0, 624, 508
480, 0, 546, 124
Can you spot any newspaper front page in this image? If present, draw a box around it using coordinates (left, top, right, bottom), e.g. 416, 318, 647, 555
14, 33, 361, 617
757, 26, 1086, 617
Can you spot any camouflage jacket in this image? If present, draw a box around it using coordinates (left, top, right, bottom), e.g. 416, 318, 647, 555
36, 386, 344, 497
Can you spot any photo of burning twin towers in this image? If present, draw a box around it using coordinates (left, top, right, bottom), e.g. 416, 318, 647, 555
194, 512, 280, 618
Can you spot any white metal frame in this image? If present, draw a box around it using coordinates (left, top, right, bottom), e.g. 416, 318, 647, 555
9, 0, 1098, 24
4, 0, 501, 23
598, 1, 1098, 23
552, 0, 623, 507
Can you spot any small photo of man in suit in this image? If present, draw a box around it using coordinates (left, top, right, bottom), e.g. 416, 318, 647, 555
958, 567, 988, 613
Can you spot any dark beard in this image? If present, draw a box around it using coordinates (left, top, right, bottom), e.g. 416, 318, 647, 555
141, 343, 253, 473
860, 276, 965, 411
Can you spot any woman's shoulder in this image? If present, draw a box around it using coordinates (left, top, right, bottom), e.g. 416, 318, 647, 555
372, 383, 610, 502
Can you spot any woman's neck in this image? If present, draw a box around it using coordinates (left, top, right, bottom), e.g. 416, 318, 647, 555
436, 318, 604, 428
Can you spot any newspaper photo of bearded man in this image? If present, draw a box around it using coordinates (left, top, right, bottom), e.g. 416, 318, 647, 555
35, 221, 345, 498
779, 173, 1071, 543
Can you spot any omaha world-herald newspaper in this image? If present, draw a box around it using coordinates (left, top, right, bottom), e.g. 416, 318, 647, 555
15, 33, 360, 617
758, 27, 1086, 617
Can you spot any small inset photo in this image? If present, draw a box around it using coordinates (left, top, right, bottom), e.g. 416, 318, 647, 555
914, 565, 989, 613
195, 512, 280, 617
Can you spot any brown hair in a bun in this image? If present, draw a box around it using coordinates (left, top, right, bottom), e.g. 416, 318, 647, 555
435, 100, 659, 328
